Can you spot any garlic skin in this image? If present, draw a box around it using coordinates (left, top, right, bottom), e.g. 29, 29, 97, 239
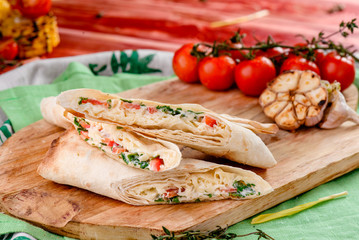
259, 70, 328, 131
319, 83, 359, 129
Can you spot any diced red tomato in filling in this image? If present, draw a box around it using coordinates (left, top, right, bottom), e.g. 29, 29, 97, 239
163, 187, 185, 198
80, 131, 89, 140
102, 138, 117, 147
150, 157, 164, 172
78, 119, 90, 129
123, 102, 141, 109
112, 146, 126, 154
82, 98, 108, 107
203, 115, 217, 127
221, 187, 237, 193
164, 188, 179, 198
147, 106, 157, 114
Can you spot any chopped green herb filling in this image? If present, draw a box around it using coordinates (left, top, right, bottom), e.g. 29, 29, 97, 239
187, 110, 204, 115
156, 105, 182, 116
107, 99, 112, 109
78, 97, 88, 105
120, 98, 133, 103
154, 198, 165, 202
155, 195, 182, 203
74, 117, 88, 134
155, 105, 204, 120
120, 152, 150, 170
168, 196, 181, 203
229, 180, 256, 198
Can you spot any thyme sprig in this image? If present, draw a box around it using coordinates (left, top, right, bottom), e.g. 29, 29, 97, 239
151, 226, 274, 240
191, 19, 359, 63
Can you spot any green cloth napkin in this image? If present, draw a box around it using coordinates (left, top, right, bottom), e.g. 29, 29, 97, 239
0, 62, 171, 132
0, 214, 74, 240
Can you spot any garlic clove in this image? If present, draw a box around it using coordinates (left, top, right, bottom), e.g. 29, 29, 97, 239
294, 93, 311, 106
294, 102, 308, 122
264, 101, 288, 119
306, 105, 326, 127
297, 71, 321, 92
259, 88, 276, 107
274, 102, 301, 130
268, 71, 300, 92
305, 87, 328, 106
319, 88, 359, 129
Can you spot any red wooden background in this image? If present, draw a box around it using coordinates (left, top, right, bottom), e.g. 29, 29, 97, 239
47, 0, 359, 58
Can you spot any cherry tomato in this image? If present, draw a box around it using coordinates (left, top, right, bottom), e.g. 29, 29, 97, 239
280, 56, 320, 75
234, 56, 276, 97
255, 47, 287, 59
172, 43, 199, 83
320, 52, 355, 91
13, 0, 52, 19
198, 55, 236, 91
0, 38, 18, 60
314, 49, 327, 68
218, 42, 247, 63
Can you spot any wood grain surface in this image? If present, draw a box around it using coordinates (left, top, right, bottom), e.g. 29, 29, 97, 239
0, 80, 358, 240
47, 0, 359, 58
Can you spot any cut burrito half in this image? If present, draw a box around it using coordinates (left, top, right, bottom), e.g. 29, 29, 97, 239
41, 97, 181, 172
57, 89, 277, 168
37, 129, 273, 205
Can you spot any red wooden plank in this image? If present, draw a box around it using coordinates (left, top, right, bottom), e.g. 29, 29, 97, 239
37, 0, 359, 58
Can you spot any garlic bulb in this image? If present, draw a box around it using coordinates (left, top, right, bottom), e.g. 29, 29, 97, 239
259, 70, 328, 130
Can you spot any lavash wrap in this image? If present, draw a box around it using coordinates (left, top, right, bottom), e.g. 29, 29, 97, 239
57, 89, 277, 168
40, 97, 182, 172
37, 129, 273, 205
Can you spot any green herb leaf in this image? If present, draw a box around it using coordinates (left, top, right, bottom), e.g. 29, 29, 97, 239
128, 50, 140, 73
107, 99, 112, 109
88, 63, 107, 75
138, 54, 162, 73
154, 198, 165, 203
120, 51, 129, 72
111, 53, 120, 74
163, 227, 171, 235
151, 226, 275, 240
78, 97, 88, 105
121, 152, 129, 164
89, 50, 162, 75
120, 98, 133, 103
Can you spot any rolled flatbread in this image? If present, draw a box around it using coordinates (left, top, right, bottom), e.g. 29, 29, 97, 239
41, 97, 181, 172
37, 129, 273, 205
57, 89, 277, 168
41, 97, 72, 129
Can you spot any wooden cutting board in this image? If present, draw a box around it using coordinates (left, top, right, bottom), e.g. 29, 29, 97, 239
0, 79, 359, 240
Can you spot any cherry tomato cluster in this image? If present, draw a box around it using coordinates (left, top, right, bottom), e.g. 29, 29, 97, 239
172, 41, 356, 96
